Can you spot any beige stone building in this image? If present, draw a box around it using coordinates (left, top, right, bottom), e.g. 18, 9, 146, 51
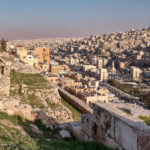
136, 55, 141, 60
47, 74, 59, 84
25, 55, 38, 67
70, 57, 75, 65
16, 46, 28, 61
35, 47, 50, 71
50, 65, 70, 74
16, 46, 38, 68
83, 65, 96, 71
35, 47, 50, 65
119, 62, 126, 69
60, 77, 75, 87
99, 68, 108, 81
97, 57, 103, 68
86, 88, 109, 105
131, 66, 142, 81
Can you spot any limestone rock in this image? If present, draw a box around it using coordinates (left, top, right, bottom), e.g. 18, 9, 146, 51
30, 124, 43, 135
6, 109, 15, 116
60, 130, 71, 139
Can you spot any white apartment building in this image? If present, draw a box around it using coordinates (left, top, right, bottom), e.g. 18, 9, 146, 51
97, 57, 103, 69
131, 66, 142, 81
99, 68, 108, 81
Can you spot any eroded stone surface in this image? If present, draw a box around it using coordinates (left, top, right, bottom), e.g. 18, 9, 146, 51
60, 130, 71, 139
79, 102, 150, 150
138, 132, 150, 150
115, 119, 137, 150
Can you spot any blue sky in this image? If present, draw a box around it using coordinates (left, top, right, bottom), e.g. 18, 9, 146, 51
0, 0, 150, 39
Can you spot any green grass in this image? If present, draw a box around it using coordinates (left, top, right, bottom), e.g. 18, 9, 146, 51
0, 112, 39, 149
46, 140, 115, 150
108, 80, 143, 97
10, 89, 45, 108
139, 115, 150, 126
45, 98, 59, 110
0, 112, 115, 150
0, 112, 25, 125
10, 69, 48, 87
61, 98, 81, 121
122, 108, 132, 115
10, 69, 51, 108
28, 93, 45, 108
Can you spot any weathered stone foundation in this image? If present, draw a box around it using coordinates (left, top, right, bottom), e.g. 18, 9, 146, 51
74, 102, 150, 150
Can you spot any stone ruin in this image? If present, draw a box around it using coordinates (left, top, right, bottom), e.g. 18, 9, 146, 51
82, 103, 150, 150
0, 58, 11, 97
62, 102, 150, 150
0, 97, 59, 128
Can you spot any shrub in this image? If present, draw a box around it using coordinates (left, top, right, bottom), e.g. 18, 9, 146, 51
139, 115, 150, 126
122, 108, 131, 115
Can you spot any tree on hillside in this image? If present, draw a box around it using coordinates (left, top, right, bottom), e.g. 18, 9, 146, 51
0, 38, 7, 52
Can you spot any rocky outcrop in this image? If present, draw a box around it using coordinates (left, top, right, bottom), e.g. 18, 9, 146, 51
0, 96, 59, 127
34, 87, 60, 105
0, 55, 74, 132
0, 76, 10, 97
59, 122, 82, 140
0, 58, 11, 97
59, 130, 71, 139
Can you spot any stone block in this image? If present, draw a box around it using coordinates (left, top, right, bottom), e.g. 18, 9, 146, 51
6, 109, 15, 116
82, 131, 90, 141
82, 114, 92, 137
91, 122, 104, 143
30, 124, 43, 135
69, 122, 82, 140
115, 119, 138, 150
60, 130, 71, 139
103, 136, 122, 150
93, 104, 115, 138
3, 100, 20, 109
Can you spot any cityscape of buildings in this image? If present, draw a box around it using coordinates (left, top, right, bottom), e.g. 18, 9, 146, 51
0, 1, 150, 149
0, 26, 150, 150
6, 27, 150, 107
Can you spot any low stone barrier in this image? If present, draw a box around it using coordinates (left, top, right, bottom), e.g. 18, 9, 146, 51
58, 87, 92, 114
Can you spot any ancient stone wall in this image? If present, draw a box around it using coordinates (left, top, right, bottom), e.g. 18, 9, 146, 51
0, 76, 10, 97
58, 87, 92, 114
80, 102, 150, 150
0, 60, 10, 97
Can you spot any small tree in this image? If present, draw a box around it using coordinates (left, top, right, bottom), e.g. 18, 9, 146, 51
0, 38, 7, 51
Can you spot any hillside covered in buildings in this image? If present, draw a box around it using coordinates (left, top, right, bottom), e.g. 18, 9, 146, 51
0, 27, 150, 150
0, 39, 113, 150
9, 27, 150, 107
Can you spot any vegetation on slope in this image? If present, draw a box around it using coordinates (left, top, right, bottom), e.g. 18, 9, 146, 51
108, 79, 150, 108
10, 69, 48, 87
139, 115, 150, 126
0, 112, 115, 150
10, 69, 51, 108
10, 69, 79, 122
121, 108, 132, 115
108, 79, 142, 97
61, 98, 81, 121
